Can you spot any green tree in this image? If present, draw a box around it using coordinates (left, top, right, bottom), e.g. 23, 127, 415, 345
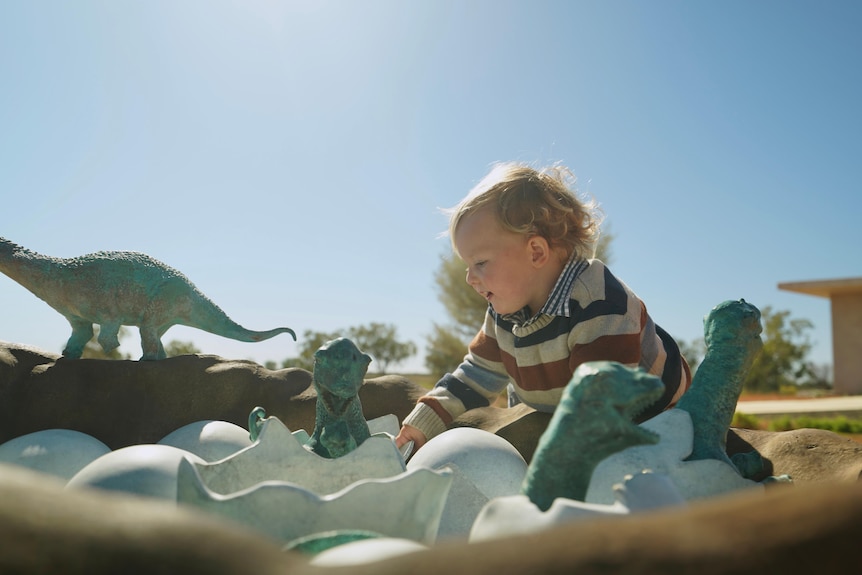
424, 324, 470, 380
743, 306, 826, 393
347, 322, 417, 374
282, 323, 417, 374
425, 225, 614, 376
677, 337, 705, 374
284, 329, 343, 371
164, 340, 201, 357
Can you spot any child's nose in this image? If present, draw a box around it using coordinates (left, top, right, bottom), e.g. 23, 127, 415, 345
465, 268, 478, 287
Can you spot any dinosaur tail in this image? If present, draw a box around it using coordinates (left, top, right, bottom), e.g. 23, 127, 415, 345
187, 294, 296, 343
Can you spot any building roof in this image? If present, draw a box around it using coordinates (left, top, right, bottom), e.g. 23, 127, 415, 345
778, 277, 862, 298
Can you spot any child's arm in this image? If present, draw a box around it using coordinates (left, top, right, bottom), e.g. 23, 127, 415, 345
399, 318, 511, 447
398, 368, 507, 444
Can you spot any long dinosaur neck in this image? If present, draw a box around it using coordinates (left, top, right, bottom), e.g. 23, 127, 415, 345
0, 239, 62, 297
677, 342, 751, 447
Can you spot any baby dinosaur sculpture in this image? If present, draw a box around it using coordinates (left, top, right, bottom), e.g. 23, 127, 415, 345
306, 337, 373, 459
675, 299, 765, 477
0, 237, 295, 360
520, 361, 666, 511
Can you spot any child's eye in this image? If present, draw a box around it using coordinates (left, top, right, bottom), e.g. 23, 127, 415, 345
475, 260, 487, 269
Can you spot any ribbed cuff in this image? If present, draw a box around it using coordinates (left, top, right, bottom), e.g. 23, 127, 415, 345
401, 403, 448, 442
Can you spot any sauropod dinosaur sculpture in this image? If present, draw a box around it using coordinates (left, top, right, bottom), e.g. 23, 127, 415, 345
0, 237, 296, 360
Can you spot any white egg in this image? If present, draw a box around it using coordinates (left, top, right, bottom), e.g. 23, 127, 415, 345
66, 444, 204, 501
158, 420, 252, 462
0, 429, 111, 481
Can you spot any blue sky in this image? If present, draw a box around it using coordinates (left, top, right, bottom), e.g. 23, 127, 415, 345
1, 1, 859, 374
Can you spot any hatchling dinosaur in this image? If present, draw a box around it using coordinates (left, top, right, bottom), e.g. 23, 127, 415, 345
0, 237, 296, 360
675, 299, 767, 477
306, 337, 373, 459
584, 300, 786, 504
520, 361, 666, 511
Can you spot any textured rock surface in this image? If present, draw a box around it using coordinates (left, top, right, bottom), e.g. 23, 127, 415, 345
0, 463, 300, 575
0, 341, 425, 450
727, 426, 862, 483
2, 341, 862, 573
2, 340, 860, 484
452, 403, 862, 484
1, 462, 860, 575
334, 479, 862, 575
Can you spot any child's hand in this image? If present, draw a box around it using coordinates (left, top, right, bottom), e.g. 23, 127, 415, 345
395, 424, 427, 451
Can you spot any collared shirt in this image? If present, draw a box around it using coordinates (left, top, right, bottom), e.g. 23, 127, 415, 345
501, 255, 588, 327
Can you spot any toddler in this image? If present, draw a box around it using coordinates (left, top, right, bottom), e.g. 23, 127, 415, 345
396, 162, 691, 451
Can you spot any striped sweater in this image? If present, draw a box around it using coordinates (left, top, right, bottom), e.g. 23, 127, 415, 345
403, 259, 691, 441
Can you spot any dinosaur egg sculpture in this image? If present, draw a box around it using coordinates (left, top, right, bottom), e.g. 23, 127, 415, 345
470, 470, 686, 542
407, 427, 528, 539
66, 444, 205, 501
185, 415, 407, 496
158, 420, 252, 462
585, 409, 763, 504
408, 427, 527, 500
177, 458, 453, 545
0, 429, 111, 481
174, 413, 453, 545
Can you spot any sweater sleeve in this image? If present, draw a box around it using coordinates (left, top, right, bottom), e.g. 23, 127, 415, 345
401, 311, 512, 441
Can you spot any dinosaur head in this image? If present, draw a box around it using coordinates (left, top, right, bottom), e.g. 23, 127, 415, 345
561, 361, 666, 448
312, 337, 372, 399
703, 299, 763, 368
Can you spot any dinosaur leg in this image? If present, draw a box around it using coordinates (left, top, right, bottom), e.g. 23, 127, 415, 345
63, 318, 94, 359
156, 327, 169, 359
97, 323, 122, 354
139, 326, 165, 361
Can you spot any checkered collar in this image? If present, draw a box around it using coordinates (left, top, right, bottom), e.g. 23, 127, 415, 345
499, 255, 588, 327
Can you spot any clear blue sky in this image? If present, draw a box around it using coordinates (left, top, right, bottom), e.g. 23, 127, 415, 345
2, 1, 859, 374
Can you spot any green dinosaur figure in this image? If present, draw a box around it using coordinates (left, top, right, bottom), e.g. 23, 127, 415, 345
675, 299, 764, 477
0, 237, 295, 360
520, 361, 666, 511
306, 337, 373, 459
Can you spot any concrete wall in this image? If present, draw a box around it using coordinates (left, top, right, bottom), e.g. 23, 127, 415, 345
831, 293, 862, 395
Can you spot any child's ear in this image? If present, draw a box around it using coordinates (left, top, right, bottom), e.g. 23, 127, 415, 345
528, 236, 551, 267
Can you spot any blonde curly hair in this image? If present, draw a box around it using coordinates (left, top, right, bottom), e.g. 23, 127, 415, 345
446, 162, 603, 261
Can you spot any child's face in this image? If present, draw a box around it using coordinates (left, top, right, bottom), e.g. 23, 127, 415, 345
454, 206, 549, 316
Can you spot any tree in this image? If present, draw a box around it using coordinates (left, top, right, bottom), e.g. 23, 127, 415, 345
282, 324, 417, 374
347, 323, 417, 374
283, 329, 343, 371
425, 224, 614, 375
164, 340, 201, 357
743, 306, 826, 393
677, 337, 705, 374
423, 323, 468, 379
